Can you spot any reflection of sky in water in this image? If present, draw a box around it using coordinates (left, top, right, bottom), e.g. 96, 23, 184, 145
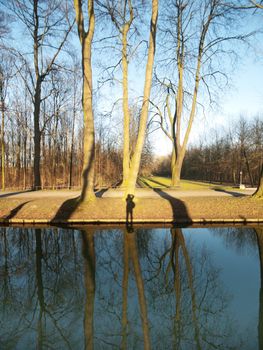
0, 226, 261, 349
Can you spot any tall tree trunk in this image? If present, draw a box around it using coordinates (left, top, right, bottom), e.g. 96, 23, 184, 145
121, 25, 131, 188
253, 165, 263, 199
69, 104, 75, 189
81, 47, 95, 201
170, 4, 184, 189
74, 0, 96, 202
33, 0, 42, 191
33, 79, 42, 190
23, 130, 27, 190
125, 0, 158, 196
243, 147, 254, 187
1, 101, 5, 190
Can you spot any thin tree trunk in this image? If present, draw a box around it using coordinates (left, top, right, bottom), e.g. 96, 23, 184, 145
243, 148, 254, 187
121, 26, 130, 188
23, 131, 27, 190
33, 0, 42, 191
1, 102, 5, 190
125, 0, 158, 196
33, 79, 42, 190
69, 103, 76, 189
253, 165, 263, 198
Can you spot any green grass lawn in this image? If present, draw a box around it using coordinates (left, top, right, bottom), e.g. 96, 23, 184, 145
139, 176, 244, 191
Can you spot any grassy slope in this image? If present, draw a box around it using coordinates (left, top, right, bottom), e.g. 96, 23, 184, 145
140, 176, 245, 191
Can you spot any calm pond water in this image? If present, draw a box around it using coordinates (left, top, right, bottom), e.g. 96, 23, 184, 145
0, 225, 262, 350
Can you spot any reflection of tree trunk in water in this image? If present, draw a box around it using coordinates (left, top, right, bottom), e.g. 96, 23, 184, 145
3, 230, 10, 304
121, 231, 129, 350
171, 228, 201, 350
170, 228, 182, 349
127, 231, 151, 350
82, 229, 96, 350
255, 228, 263, 350
36, 229, 44, 350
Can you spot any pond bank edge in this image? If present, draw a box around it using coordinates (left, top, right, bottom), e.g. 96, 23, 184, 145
0, 218, 262, 225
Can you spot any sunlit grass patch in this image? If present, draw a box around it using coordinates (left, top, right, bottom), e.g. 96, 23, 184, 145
140, 176, 245, 191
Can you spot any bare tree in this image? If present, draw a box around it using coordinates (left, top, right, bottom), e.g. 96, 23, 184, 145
123, 0, 159, 196
97, 0, 135, 187
251, 0, 263, 198
152, 0, 254, 187
3, 0, 74, 190
0, 65, 5, 190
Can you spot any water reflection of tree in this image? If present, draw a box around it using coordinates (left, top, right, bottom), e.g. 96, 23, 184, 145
0, 227, 83, 349
212, 226, 258, 256
94, 227, 241, 349
81, 228, 95, 350
255, 227, 263, 350
122, 229, 151, 350
0, 226, 254, 349
144, 227, 240, 349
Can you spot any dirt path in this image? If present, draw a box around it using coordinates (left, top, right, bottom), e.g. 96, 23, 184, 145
0, 187, 256, 200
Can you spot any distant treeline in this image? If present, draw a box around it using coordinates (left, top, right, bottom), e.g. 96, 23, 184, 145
182, 117, 263, 186
154, 116, 263, 187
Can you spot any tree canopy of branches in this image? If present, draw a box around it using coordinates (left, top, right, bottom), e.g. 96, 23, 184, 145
151, 0, 255, 187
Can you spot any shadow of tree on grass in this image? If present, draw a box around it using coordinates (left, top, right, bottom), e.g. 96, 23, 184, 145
213, 188, 246, 197
4, 201, 31, 220
0, 190, 33, 199
153, 188, 191, 225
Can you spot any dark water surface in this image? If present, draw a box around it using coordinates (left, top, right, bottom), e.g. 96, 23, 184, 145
0, 226, 262, 349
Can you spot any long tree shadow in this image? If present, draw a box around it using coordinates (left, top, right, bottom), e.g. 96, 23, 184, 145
95, 188, 108, 198
52, 148, 95, 223
153, 189, 191, 225
0, 189, 33, 199
213, 188, 247, 197
4, 201, 30, 220
144, 177, 170, 188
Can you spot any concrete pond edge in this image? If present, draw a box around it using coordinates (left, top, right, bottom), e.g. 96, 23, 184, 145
0, 217, 262, 226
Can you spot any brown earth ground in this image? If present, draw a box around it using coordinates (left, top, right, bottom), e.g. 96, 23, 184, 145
0, 188, 262, 225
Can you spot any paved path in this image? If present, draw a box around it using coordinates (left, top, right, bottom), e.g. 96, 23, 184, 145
0, 187, 256, 199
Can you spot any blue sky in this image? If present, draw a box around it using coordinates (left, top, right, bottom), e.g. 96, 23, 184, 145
4, 1, 263, 157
